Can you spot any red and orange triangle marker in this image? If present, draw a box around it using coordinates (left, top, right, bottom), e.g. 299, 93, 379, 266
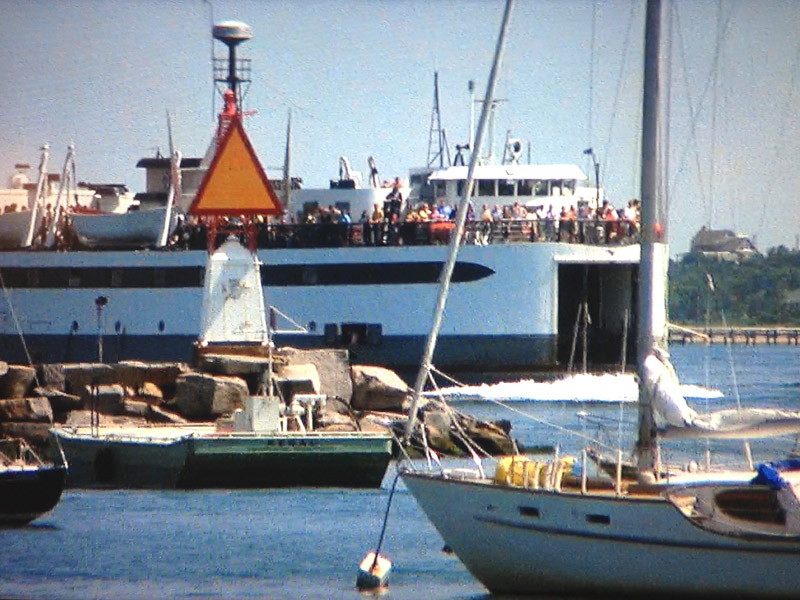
190, 117, 283, 216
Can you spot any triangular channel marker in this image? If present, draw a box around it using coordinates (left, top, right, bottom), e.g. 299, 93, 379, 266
190, 116, 284, 216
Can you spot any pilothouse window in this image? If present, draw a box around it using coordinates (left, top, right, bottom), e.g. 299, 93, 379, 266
518, 180, 534, 196
478, 180, 495, 196
498, 180, 515, 196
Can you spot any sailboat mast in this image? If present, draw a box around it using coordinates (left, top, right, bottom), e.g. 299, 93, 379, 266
636, 0, 669, 474
403, 0, 514, 442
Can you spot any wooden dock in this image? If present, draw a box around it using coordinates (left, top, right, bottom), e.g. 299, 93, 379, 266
669, 325, 800, 345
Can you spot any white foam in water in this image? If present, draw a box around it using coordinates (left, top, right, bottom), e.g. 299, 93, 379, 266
430, 373, 723, 403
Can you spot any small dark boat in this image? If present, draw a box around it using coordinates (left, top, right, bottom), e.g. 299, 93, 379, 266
0, 438, 68, 526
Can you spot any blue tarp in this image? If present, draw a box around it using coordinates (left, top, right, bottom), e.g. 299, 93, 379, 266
752, 458, 800, 489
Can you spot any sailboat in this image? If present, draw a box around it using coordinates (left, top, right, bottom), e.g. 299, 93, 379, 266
401, 0, 800, 596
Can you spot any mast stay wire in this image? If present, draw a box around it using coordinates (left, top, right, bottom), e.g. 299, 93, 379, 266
667, 2, 735, 224
599, 0, 639, 187
755, 26, 800, 236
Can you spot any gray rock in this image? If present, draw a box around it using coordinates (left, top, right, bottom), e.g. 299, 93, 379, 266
0, 397, 53, 423
139, 381, 163, 401
38, 364, 66, 392
115, 360, 189, 388
34, 387, 82, 415
274, 363, 320, 402
174, 372, 248, 420
197, 353, 272, 376
63, 363, 115, 394
62, 410, 147, 428
0, 421, 53, 446
123, 399, 150, 417
147, 404, 188, 424
350, 365, 411, 412
315, 409, 356, 430
0, 365, 37, 399
275, 348, 352, 402
80, 384, 125, 416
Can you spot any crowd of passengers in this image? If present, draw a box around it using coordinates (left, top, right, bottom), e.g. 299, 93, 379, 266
286, 195, 641, 247
167, 195, 641, 250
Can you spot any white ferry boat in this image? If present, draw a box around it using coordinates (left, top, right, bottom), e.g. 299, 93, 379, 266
0, 21, 646, 377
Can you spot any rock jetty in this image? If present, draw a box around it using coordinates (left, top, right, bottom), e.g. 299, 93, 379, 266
0, 349, 517, 458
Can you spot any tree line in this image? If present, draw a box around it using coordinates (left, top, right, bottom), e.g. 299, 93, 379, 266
669, 247, 800, 325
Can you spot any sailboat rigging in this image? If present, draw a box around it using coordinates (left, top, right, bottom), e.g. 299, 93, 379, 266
401, 0, 800, 596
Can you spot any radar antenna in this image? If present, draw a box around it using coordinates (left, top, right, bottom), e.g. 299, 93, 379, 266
212, 21, 253, 114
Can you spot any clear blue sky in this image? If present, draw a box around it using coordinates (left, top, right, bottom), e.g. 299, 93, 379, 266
1, 0, 799, 254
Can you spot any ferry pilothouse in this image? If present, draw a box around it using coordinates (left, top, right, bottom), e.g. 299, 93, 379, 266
0, 20, 651, 378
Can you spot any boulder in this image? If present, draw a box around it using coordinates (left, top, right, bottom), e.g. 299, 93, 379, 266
197, 353, 272, 376
275, 348, 352, 402
0, 422, 53, 447
114, 361, 189, 389
62, 363, 116, 394
148, 404, 188, 424
139, 381, 164, 401
315, 410, 357, 430
460, 417, 516, 456
35, 387, 82, 421
62, 410, 147, 428
80, 384, 125, 416
0, 397, 53, 423
274, 363, 320, 402
350, 365, 411, 412
174, 372, 248, 420
0, 365, 37, 399
123, 399, 150, 418
0, 361, 7, 378
38, 363, 66, 392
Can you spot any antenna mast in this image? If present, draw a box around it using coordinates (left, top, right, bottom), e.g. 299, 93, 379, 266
212, 21, 253, 113
426, 72, 451, 168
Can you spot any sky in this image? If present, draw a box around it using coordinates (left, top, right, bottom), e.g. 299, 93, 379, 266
1, 0, 799, 255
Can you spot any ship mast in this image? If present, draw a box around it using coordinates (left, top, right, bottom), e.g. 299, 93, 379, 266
635, 0, 669, 475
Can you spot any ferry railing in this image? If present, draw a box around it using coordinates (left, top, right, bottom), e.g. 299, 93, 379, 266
43, 217, 640, 251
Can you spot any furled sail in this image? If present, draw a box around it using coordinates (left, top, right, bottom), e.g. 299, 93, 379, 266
643, 351, 800, 440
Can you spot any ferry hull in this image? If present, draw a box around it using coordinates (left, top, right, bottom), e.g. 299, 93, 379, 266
0, 332, 557, 374
0, 242, 641, 373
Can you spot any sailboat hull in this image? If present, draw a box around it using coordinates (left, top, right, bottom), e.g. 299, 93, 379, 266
403, 471, 800, 597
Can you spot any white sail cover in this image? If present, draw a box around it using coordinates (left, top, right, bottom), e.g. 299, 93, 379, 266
642, 351, 698, 427
643, 351, 800, 440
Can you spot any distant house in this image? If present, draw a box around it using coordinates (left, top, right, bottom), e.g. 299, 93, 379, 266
690, 226, 759, 261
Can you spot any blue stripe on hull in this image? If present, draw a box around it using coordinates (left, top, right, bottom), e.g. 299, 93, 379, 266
0, 332, 558, 372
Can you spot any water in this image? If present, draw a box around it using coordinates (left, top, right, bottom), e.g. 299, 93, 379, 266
3, 344, 800, 599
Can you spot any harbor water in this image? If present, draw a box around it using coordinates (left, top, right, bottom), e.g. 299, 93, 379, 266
3, 344, 800, 599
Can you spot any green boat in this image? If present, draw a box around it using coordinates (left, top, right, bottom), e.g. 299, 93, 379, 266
53, 396, 393, 489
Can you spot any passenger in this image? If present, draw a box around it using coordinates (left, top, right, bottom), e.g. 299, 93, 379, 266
525, 206, 539, 241
577, 203, 592, 243
369, 202, 384, 246
603, 201, 619, 243
558, 207, 569, 242
566, 205, 578, 242
418, 203, 432, 221
479, 203, 493, 245
544, 205, 556, 241
620, 199, 638, 241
